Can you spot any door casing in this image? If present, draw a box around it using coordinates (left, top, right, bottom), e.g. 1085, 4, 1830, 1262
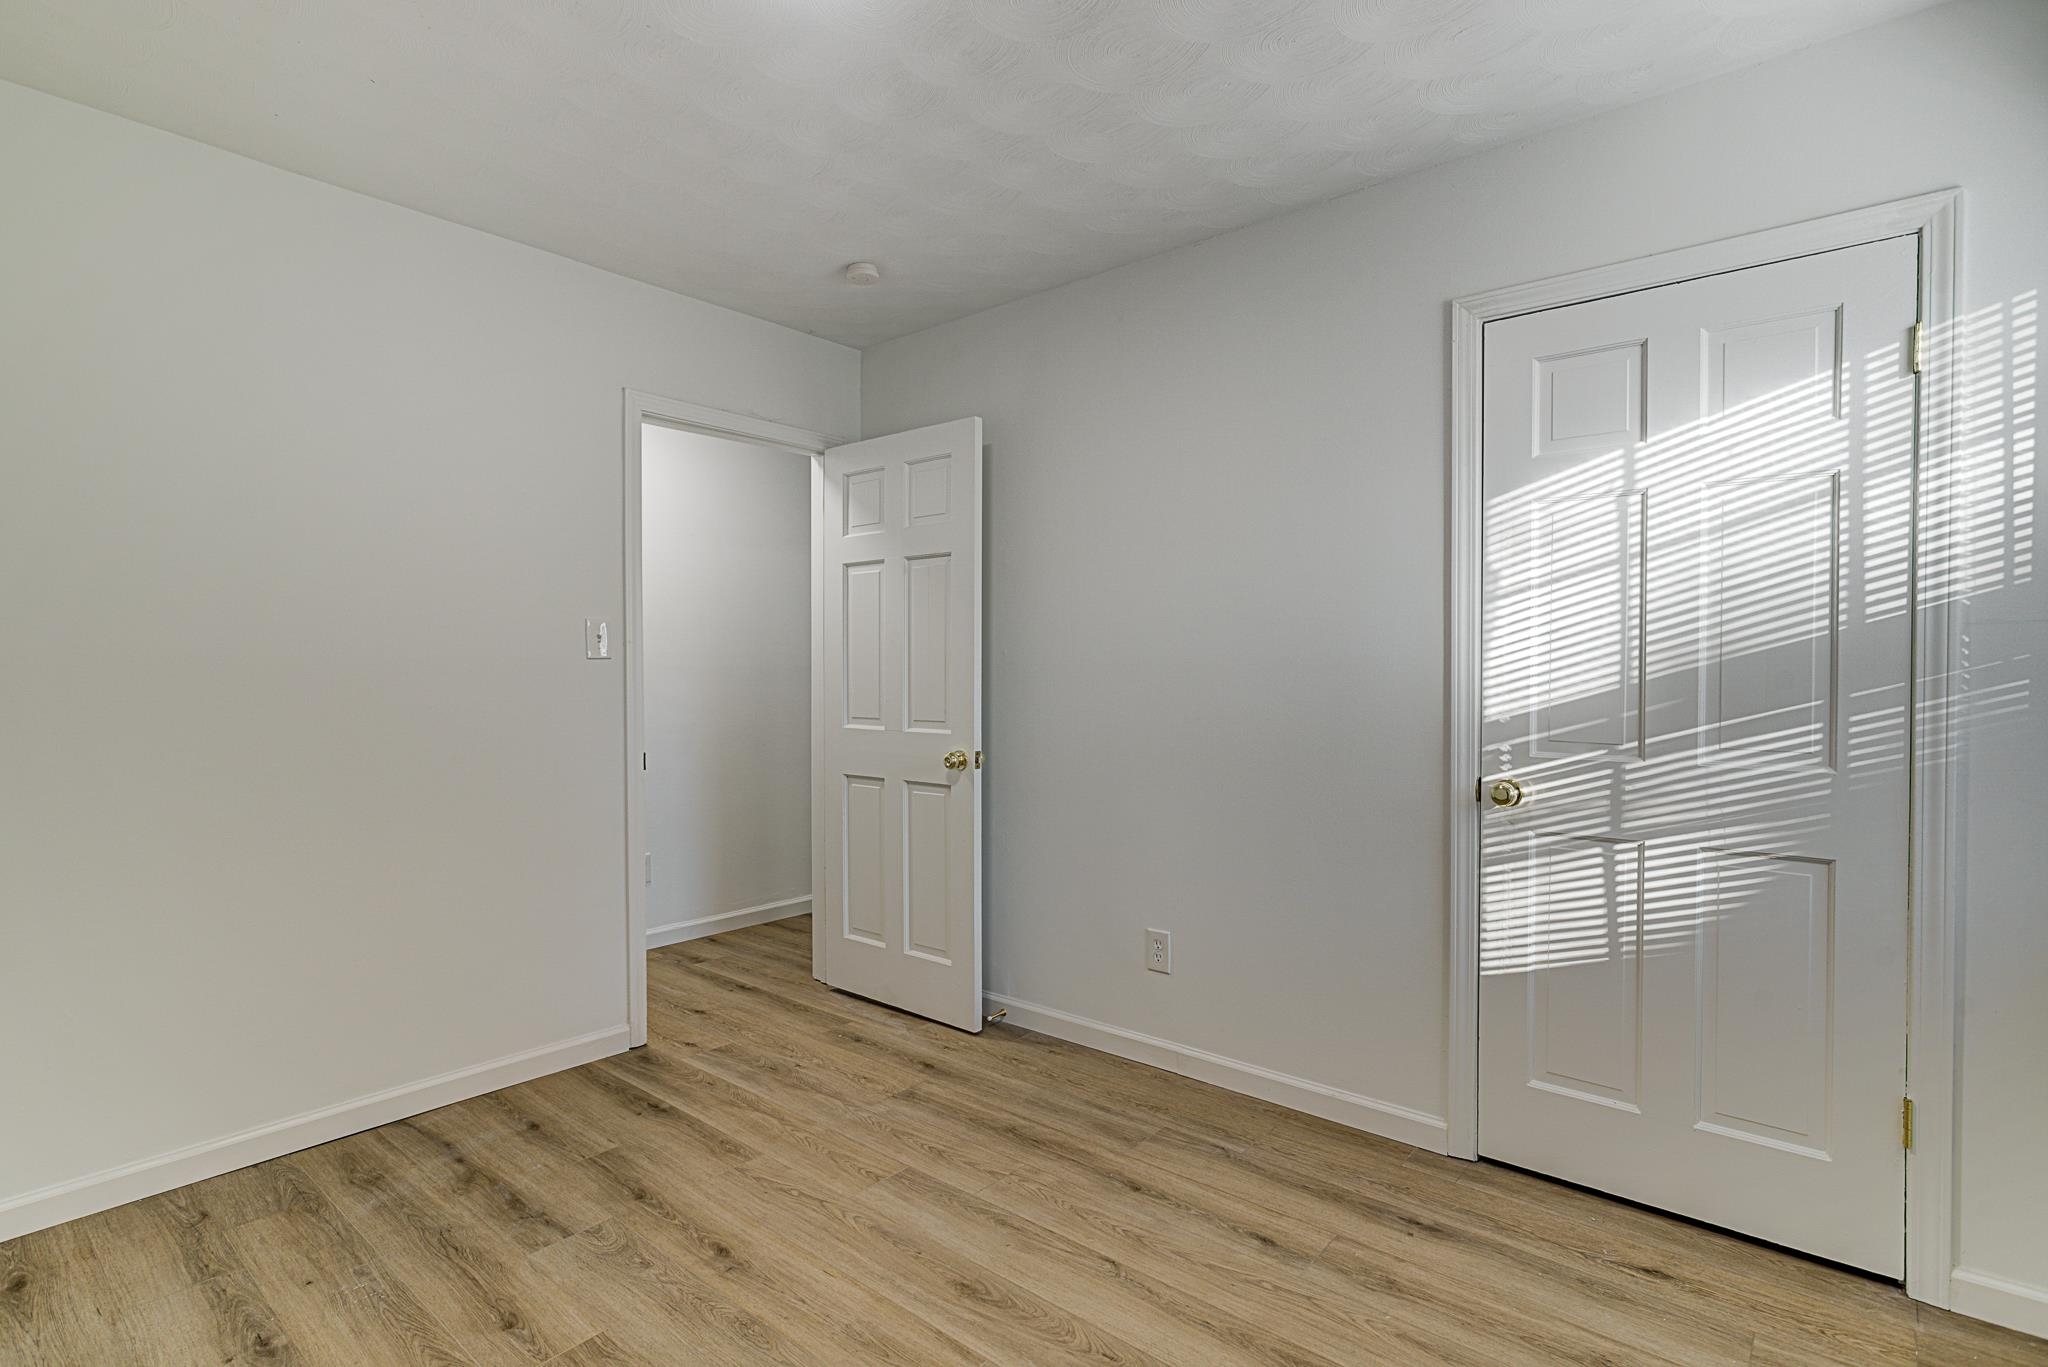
620, 390, 857, 1051
1445, 189, 1962, 1305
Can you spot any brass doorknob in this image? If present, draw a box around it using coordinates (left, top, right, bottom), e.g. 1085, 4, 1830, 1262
943, 750, 971, 771
1488, 778, 1524, 808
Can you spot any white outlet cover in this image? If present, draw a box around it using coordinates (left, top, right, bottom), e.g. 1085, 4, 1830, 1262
1145, 928, 1171, 974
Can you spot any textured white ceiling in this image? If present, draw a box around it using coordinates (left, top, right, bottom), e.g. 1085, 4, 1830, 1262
1, 0, 1941, 346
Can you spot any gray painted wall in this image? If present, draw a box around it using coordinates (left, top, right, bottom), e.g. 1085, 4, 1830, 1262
0, 78, 856, 1225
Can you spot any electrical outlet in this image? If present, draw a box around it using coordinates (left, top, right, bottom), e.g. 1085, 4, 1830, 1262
1144, 928, 1171, 974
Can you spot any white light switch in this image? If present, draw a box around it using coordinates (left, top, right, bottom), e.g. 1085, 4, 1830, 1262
585, 619, 610, 660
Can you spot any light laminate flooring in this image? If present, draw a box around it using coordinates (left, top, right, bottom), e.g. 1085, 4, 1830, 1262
3, 916, 2041, 1365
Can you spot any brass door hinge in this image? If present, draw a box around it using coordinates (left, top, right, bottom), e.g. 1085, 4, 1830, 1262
1902, 1097, 1915, 1150
1910, 321, 1926, 375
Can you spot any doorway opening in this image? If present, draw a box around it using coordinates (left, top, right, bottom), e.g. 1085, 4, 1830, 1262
620, 392, 838, 1049
639, 421, 815, 955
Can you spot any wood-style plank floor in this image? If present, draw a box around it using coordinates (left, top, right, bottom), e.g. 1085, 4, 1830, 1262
4, 916, 2041, 1366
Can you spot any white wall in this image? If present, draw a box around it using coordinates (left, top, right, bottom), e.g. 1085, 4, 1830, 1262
863, 0, 2048, 1331
641, 426, 812, 943
0, 79, 857, 1236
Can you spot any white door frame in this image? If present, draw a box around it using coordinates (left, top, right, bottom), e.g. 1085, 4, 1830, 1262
620, 390, 855, 1048
1445, 189, 1962, 1304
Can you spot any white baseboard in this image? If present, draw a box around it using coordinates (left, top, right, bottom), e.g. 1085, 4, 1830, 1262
983, 992, 1450, 1154
1950, 1268, 2048, 1341
647, 894, 811, 949
0, 1025, 628, 1243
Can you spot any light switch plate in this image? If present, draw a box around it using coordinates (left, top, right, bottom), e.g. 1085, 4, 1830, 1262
585, 619, 610, 660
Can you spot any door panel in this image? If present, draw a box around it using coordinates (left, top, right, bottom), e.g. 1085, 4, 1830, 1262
1702, 476, 1840, 766
1525, 833, 1645, 1111
843, 562, 885, 726
1478, 236, 1917, 1275
1695, 849, 1834, 1155
1526, 493, 1644, 759
819, 418, 983, 1031
842, 774, 887, 944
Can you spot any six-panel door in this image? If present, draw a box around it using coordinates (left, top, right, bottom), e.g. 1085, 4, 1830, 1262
1477, 237, 1919, 1274
820, 418, 984, 1031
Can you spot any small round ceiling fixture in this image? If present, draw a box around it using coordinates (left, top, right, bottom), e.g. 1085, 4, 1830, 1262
843, 261, 882, 286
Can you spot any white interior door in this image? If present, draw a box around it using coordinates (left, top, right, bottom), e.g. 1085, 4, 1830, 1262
1477, 236, 1919, 1274
818, 418, 984, 1031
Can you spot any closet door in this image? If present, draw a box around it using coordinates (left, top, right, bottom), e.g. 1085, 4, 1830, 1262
1477, 238, 1918, 1274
